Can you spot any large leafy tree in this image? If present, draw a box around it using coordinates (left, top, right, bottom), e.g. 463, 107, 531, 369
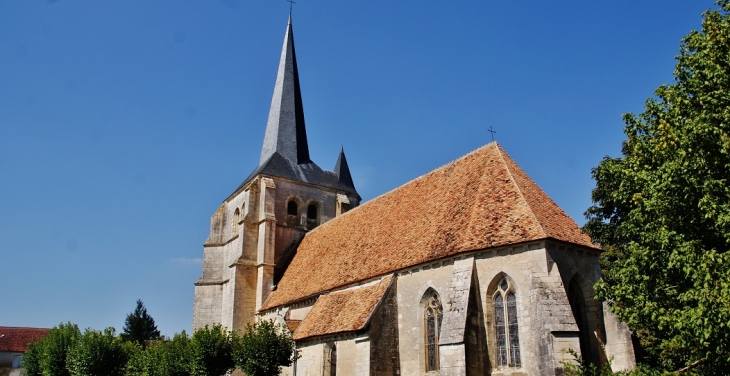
233, 320, 298, 376
66, 327, 130, 376
21, 338, 44, 376
121, 299, 161, 345
189, 324, 235, 376
584, 1, 730, 373
127, 331, 192, 376
37, 322, 81, 376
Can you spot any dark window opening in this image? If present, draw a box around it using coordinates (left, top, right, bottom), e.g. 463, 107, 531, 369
307, 204, 318, 219
306, 203, 319, 229
287, 201, 298, 216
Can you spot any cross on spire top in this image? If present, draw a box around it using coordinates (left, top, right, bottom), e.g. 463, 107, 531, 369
488, 126, 497, 142
287, 0, 296, 15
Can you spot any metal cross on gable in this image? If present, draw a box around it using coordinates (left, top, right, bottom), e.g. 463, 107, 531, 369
488, 126, 497, 142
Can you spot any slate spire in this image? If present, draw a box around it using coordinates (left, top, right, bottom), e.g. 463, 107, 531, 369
259, 16, 311, 166
335, 146, 355, 190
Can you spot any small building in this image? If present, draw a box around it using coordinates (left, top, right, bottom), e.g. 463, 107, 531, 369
0, 327, 48, 376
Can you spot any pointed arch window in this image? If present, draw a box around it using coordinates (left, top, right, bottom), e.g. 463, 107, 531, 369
494, 278, 521, 368
329, 344, 337, 376
232, 208, 240, 235
424, 290, 443, 372
323, 343, 336, 376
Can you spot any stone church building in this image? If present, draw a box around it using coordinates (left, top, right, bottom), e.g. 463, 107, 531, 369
193, 18, 636, 376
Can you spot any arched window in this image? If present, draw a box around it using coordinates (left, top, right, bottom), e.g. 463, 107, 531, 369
329, 344, 337, 376
494, 278, 521, 368
424, 290, 443, 372
232, 208, 240, 235
287, 201, 298, 216
324, 343, 336, 375
306, 203, 319, 228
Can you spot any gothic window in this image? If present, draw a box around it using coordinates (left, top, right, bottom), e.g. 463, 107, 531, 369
494, 278, 521, 368
424, 290, 443, 372
324, 343, 336, 375
287, 200, 298, 216
232, 208, 240, 235
329, 344, 337, 376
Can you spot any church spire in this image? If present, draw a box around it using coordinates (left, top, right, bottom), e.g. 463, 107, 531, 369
335, 146, 355, 190
259, 16, 311, 166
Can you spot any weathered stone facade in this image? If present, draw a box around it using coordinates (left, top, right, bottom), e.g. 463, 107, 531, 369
194, 17, 637, 375
193, 17, 360, 333
263, 242, 635, 376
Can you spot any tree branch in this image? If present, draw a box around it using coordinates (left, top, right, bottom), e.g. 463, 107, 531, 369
677, 359, 701, 373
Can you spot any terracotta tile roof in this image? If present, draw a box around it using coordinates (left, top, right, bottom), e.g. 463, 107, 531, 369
262, 143, 597, 310
0, 327, 49, 352
285, 320, 301, 333
292, 275, 392, 340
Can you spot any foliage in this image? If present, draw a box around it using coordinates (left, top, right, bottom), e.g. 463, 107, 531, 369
189, 325, 235, 376
233, 320, 298, 376
65, 327, 130, 376
126, 331, 192, 376
561, 349, 668, 376
21, 339, 43, 376
36, 322, 81, 376
121, 300, 161, 346
562, 349, 619, 376
123, 342, 147, 376
584, 1, 730, 373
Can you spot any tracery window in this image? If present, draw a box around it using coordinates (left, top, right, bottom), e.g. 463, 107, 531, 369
424, 290, 443, 372
494, 278, 521, 368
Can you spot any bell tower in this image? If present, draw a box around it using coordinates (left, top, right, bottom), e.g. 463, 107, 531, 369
192, 17, 360, 332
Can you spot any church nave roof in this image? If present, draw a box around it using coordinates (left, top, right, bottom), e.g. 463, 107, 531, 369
261, 142, 598, 311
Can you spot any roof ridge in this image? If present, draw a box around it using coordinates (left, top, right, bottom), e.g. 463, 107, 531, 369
494, 143, 548, 238
344, 143, 498, 209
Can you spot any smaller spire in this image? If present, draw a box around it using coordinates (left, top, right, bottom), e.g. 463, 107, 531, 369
335, 147, 355, 190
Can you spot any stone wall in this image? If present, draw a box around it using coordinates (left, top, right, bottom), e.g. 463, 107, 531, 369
369, 278, 400, 375
262, 240, 634, 376
193, 173, 360, 332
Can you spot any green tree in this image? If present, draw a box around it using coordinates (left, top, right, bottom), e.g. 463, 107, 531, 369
65, 327, 130, 376
121, 300, 161, 345
21, 339, 43, 376
37, 322, 80, 376
189, 325, 235, 376
233, 320, 298, 376
584, 1, 730, 373
127, 331, 192, 376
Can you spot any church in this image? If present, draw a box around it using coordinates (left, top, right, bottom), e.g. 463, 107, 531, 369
193, 17, 636, 376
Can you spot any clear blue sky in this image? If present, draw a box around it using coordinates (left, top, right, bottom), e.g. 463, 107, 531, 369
0, 1, 717, 336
